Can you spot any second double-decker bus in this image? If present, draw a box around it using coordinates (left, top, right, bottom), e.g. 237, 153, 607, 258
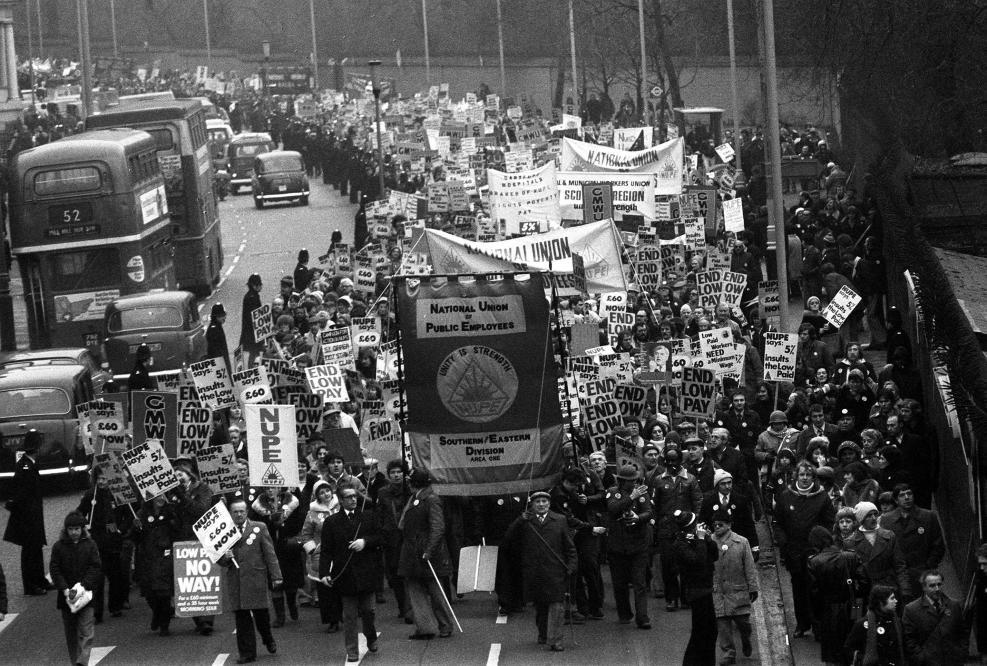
10, 128, 175, 351
84, 98, 223, 296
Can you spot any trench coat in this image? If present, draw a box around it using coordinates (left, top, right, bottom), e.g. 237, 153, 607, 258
319, 507, 383, 596
397, 486, 451, 579
221, 519, 282, 611
711, 531, 759, 617
505, 511, 577, 606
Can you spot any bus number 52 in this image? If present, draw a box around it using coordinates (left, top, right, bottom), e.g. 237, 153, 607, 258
62, 209, 82, 223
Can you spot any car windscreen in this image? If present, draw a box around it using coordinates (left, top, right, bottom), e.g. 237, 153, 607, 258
0, 387, 72, 417
233, 143, 270, 158
258, 156, 303, 173
107, 305, 183, 333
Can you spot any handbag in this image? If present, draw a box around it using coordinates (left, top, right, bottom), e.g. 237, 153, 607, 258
67, 583, 92, 614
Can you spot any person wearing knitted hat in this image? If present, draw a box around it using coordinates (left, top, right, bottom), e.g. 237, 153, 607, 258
50, 511, 101, 666
844, 500, 910, 603
671, 508, 718, 664
806, 525, 864, 666
700, 469, 759, 559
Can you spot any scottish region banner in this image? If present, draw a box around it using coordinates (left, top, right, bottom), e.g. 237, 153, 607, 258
396, 273, 563, 495
421, 219, 627, 295
560, 136, 684, 195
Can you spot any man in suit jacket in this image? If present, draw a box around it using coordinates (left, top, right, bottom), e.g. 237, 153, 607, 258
879, 484, 945, 601
397, 469, 453, 640
320, 486, 383, 662
699, 470, 759, 559
220, 498, 283, 664
3, 430, 50, 594
902, 570, 969, 665
794, 404, 840, 459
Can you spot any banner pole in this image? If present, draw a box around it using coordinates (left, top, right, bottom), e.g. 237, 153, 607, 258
391, 277, 410, 467
774, 381, 780, 411
548, 261, 579, 468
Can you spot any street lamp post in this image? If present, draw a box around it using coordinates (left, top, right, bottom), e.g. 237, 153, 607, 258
203, 0, 212, 72
368, 59, 385, 199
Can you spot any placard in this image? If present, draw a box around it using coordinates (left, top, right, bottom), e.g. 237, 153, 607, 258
231, 367, 272, 405
581, 183, 613, 225
822, 285, 862, 329
305, 364, 350, 403
582, 399, 622, 451
350, 317, 382, 349
720, 270, 748, 307
192, 501, 241, 563
696, 270, 722, 310
189, 358, 236, 410
614, 383, 648, 422
244, 404, 299, 487
763, 332, 798, 382
194, 443, 241, 495
288, 392, 325, 440
173, 541, 224, 617
634, 246, 662, 291
178, 375, 212, 456
614, 435, 644, 477
680, 366, 716, 419
319, 327, 353, 370
121, 439, 179, 500
93, 451, 138, 506
758, 280, 781, 324
131, 391, 179, 457
251, 304, 274, 342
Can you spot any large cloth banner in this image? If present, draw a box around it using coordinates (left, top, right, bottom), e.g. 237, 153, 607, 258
486, 161, 561, 236
422, 219, 627, 295
556, 172, 657, 221
560, 136, 684, 195
396, 273, 563, 495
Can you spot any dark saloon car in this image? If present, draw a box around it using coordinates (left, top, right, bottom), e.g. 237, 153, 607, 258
251, 150, 310, 208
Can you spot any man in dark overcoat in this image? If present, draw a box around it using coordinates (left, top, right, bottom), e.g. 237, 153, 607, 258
505, 490, 578, 652
220, 498, 283, 664
320, 485, 383, 662
3, 429, 50, 594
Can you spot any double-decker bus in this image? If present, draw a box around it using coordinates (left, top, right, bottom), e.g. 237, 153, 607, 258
84, 98, 223, 296
10, 128, 175, 351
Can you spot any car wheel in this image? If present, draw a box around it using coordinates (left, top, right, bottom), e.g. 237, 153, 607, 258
254, 197, 263, 209
300, 196, 309, 206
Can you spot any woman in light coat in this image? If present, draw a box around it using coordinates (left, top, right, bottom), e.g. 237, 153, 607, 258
711, 509, 759, 664
298, 480, 340, 629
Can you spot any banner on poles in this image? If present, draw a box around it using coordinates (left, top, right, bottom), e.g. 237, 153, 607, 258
189, 358, 236, 410
422, 219, 627, 295
396, 273, 563, 495
560, 137, 684, 195
486, 162, 561, 236
192, 501, 241, 563
244, 404, 299, 487
557, 172, 656, 221
131, 391, 179, 457
121, 439, 179, 500
763, 332, 798, 382
680, 366, 717, 419
173, 541, 224, 617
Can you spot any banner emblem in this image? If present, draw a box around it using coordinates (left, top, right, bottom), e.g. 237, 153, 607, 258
437, 346, 519, 423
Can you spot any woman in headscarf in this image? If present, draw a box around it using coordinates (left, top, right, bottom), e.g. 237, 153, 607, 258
299, 480, 339, 623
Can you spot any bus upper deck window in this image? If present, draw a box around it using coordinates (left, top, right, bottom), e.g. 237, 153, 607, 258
34, 167, 101, 195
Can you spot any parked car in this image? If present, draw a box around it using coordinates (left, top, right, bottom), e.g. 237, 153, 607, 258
102, 290, 206, 388
0, 364, 94, 480
227, 132, 276, 193
0, 347, 111, 394
251, 150, 310, 208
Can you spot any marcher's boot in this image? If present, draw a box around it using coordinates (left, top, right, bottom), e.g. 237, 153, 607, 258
286, 588, 298, 621
272, 594, 286, 628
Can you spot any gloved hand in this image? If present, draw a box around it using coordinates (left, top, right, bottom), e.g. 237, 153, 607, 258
749, 591, 759, 603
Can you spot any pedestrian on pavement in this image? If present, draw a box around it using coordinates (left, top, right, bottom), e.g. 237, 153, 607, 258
50, 511, 101, 666
320, 484, 382, 662
605, 464, 653, 629
902, 570, 969, 665
239, 273, 265, 369
710, 509, 758, 664
206, 302, 231, 374
806, 525, 862, 666
3, 428, 50, 595
220, 498, 283, 664
398, 469, 454, 640
505, 490, 577, 652
844, 584, 905, 666
672, 509, 719, 666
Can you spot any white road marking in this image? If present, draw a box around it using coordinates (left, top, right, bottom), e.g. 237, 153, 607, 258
88, 645, 115, 665
0, 613, 18, 634
495, 614, 507, 625
486, 643, 501, 666
751, 594, 770, 659
211, 653, 229, 666
348, 630, 381, 665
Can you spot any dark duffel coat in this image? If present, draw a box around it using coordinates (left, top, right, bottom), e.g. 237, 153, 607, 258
506, 510, 577, 606
397, 486, 452, 579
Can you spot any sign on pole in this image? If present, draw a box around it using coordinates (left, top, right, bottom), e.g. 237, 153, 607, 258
252, 304, 274, 342
305, 364, 350, 403
121, 439, 179, 500
763, 332, 799, 382
822, 285, 862, 329
189, 358, 237, 410
194, 443, 241, 495
581, 183, 613, 225
192, 501, 241, 563
244, 404, 299, 487
758, 280, 781, 324
231, 367, 272, 405
680, 366, 717, 419
131, 391, 179, 457
173, 541, 224, 617
93, 451, 138, 506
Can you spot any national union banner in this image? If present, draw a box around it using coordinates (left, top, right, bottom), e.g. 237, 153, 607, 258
397, 273, 563, 495
560, 136, 684, 195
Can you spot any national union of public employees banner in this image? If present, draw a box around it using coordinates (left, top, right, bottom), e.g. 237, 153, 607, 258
421, 219, 627, 295
397, 273, 563, 495
560, 136, 685, 195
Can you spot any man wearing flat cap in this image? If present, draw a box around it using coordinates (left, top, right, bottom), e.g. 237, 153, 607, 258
505, 490, 577, 652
